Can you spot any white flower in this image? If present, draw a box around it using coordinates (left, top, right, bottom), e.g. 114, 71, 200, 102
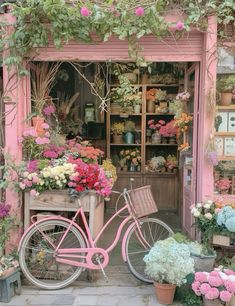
196, 203, 202, 208
23, 171, 29, 177
207, 200, 213, 205
204, 213, 213, 220
193, 210, 201, 217
204, 203, 211, 209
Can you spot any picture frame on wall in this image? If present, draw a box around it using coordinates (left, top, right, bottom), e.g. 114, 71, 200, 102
216, 112, 228, 132
224, 137, 235, 156
214, 137, 224, 156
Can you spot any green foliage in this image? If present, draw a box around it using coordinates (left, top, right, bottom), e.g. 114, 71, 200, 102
0, 0, 235, 73
175, 285, 203, 306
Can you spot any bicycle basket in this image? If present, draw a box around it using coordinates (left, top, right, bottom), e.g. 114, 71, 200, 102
128, 185, 158, 218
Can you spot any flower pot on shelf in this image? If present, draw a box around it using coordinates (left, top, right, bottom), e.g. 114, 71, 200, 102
220, 92, 232, 106
124, 132, 134, 144
203, 297, 223, 306
112, 134, 123, 144
147, 100, 155, 113
151, 131, 161, 144
110, 103, 121, 113
154, 282, 176, 305
168, 137, 176, 144
134, 104, 141, 114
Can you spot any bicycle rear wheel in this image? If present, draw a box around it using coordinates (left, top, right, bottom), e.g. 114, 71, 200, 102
19, 220, 86, 290
125, 218, 173, 283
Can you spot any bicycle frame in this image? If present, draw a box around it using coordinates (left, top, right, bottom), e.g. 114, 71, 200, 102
19, 191, 151, 271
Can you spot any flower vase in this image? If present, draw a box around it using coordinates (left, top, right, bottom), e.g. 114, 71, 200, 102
220, 93, 232, 106
151, 131, 161, 144
124, 132, 134, 144
113, 134, 123, 144
134, 105, 141, 114
129, 164, 136, 172
203, 298, 223, 306
147, 100, 155, 113
32, 116, 45, 136
154, 282, 176, 305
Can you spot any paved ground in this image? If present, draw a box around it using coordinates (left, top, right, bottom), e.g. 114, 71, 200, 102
1, 266, 182, 306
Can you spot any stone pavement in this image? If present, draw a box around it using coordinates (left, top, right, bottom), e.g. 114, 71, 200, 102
1, 266, 181, 306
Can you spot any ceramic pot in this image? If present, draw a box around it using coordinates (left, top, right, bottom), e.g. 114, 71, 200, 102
124, 132, 134, 144
203, 297, 223, 306
154, 282, 176, 305
151, 131, 161, 144
220, 92, 232, 106
134, 104, 141, 114
32, 116, 45, 136
112, 134, 123, 144
147, 100, 155, 113
191, 253, 216, 272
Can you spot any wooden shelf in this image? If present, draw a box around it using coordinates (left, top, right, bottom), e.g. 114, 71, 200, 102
215, 132, 235, 136
146, 143, 178, 146
110, 83, 179, 87
110, 113, 142, 116
218, 156, 235, 161
146, 113, 174, 116
217, 105, 235, 110
110, 143, 141, 146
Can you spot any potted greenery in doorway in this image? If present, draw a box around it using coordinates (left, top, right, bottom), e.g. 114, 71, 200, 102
143, 237, 195, 305
217, 75, 235, 106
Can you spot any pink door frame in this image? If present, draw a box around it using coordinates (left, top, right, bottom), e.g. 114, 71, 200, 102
2, 14, 217, 245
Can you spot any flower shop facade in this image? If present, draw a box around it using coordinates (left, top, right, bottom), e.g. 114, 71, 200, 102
1, 11, 234, 246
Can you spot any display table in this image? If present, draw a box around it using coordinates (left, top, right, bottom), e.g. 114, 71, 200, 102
24, 190, 104, 238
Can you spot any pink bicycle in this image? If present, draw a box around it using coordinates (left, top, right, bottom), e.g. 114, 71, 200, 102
18, 185, 173, 289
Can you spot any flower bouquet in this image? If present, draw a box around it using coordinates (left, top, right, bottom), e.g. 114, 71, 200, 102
119, 148, 141, 171
192, 268, 235, 305
166, 155, 178, 172
148, 156, 166, 172
216, 178, 231, 194
159, 120, 177, 143
148, 119, 166, 131
176, 91, 190, 101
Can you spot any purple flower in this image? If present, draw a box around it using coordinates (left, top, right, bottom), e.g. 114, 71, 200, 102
27, 160, 38, 173
41, 123, 49, 129
43, 105, 56, 116
35, 137, 50, 145
0, 202, 11, 219
135, 7, 145, 16
207, 151, 218, 166
175, 21, 184, 31
81, 7, 90, 17
43, 150, 58, 159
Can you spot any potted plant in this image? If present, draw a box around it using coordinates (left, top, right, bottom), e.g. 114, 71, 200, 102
148, 156, 166, 172
155, 89, 167, 107
146, 88, 157, 113
124, 120, 135, 144
216, 178, 231, 194
159, 120, 178, 144
133, 98, 142, 114
143, 237, 195, 305
192, 268, 235, 306
111, 122, 124, 144
190, 200, 218, 271
147, 119, 166, 144
217, 75, 235, 106
165, 155, 178, 172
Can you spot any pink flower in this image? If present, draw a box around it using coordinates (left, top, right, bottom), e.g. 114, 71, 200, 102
35, 137, 50, 145
220, 291, 232, 302
135, 6, 145, 16
42, 123, 49, 129
30, 189, 37, 197
68, 182, 76, 188
43, 105, 56, 116
43, 150, 58, 159
225, 280, 235, 293
224, 269, 235, 276
210, 271, 220, 277
19, 182, 26, 190
45, 132, 50, 137
192, 281, 201, 296
81, 7, 90, 17
195, 272, 208, 283
23, 127, 37, 137
176, 21, 184, 31
32, 176, 39, 184
200, 283, 211, 295
208, 276, 223, 287
205, 288, 220, 300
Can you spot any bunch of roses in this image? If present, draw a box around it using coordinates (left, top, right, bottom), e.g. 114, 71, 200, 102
68, 157, 113, 197
148, 119, 165, 131
192, 269, 235, 303
159, 120, 177, 137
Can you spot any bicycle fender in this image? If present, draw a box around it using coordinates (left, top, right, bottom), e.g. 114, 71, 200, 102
18, 216, 89, 251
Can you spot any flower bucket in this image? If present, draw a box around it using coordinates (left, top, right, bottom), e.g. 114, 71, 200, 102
134, 105, 141, 114
32, 116, 45, 136
112, 134, 123, 144
154, 282, 176, 305
191, 253, 216, 272
124, 132, 134, 144
151, 132, 161, 144
220, 93, 232, 106
203, 297, 223, 306
147, 100, 155, 113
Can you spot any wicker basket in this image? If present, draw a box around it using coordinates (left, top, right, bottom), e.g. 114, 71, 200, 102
212, 234, 231, 246
128, 185, 158, 218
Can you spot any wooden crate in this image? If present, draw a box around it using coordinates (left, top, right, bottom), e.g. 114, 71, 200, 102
213, 234, 231, 246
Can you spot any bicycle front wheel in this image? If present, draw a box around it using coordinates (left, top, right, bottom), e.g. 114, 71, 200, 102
125, 218, 173, 283
19, 220, 86, 290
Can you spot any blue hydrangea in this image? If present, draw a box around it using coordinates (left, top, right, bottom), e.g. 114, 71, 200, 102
217, 206, 235, 232
225, 217, 235, 232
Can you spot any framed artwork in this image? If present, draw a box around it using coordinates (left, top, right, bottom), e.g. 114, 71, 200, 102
228, 112, 235, 132
214, 137, 224, 156
216, 112, 228, 132
224, 137, 235, 156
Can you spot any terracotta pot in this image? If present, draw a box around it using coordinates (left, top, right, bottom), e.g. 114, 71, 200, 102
154, 282, 176, 305
112, 134, 123, 144
147, 100, 155, 113
220, 92, 232, 106
32, 116, 45, 136
203, 297, 223, 306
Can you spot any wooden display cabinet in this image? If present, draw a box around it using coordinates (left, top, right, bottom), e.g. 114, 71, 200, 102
107, 82, 179, 211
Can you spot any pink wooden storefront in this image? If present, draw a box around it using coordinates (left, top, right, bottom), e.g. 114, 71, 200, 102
2, 13, 217, 243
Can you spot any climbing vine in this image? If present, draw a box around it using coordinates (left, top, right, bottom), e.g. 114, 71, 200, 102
0, 0, 235, 73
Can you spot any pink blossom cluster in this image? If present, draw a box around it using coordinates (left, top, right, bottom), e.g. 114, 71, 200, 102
216, 178, 231, 192
159, 120, 177, 137
192, 269, 235, 303
43, 144, 65, 159
43, 104, 56, 116
169, 21, 185, 31
148, 119, 166, 131
176, 91, 190, 101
